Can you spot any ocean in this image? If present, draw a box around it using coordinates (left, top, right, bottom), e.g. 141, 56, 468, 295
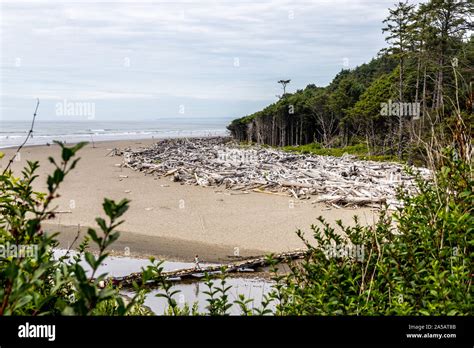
0, 118, 231, 149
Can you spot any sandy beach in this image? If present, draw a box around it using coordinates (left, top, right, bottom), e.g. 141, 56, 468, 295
1, 139, 376, 262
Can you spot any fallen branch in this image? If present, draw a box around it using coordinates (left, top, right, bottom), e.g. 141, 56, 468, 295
110, 250, 307, 287
2, 99, 40, 175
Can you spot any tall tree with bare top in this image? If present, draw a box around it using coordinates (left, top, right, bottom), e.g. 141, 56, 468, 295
382, 1, 416, 158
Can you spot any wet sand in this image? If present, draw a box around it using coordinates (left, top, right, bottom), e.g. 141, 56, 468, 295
1, 139, 377, 263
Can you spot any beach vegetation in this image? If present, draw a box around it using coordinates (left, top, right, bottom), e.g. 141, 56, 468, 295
269, 149, 472, 315
0, 141, 148, 315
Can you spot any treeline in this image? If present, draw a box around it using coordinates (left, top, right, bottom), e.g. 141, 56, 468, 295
228, 0, 473, 161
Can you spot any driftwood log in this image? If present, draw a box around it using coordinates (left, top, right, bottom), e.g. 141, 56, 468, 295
109, 250, 307, 287
116, 137, 431, 208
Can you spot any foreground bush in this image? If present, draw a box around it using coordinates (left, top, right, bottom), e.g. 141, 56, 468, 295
272, 149, 472, 315
0, 143, 150, 315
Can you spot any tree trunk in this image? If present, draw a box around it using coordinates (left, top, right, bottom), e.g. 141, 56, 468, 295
398, 57, 404, 159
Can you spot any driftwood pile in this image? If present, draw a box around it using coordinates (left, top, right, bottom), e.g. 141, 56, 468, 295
117, 137, 431, 208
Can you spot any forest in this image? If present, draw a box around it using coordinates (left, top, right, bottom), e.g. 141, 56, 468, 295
228, 0, 473, 163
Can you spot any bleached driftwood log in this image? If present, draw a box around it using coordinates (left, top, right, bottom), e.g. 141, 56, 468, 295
109, 249, 307, 287
117, 137, 431, 208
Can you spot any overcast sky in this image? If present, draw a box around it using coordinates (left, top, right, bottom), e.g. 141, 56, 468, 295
1, 0, 400, 121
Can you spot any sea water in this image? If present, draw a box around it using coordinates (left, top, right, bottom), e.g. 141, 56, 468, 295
0, 118, 231, 148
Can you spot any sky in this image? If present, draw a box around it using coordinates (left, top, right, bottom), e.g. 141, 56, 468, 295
1, 0, 400, 122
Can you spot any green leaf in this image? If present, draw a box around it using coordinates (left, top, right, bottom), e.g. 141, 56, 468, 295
88, 228, 102, 245
85, 252, 97, 270
61, 148, 74, 162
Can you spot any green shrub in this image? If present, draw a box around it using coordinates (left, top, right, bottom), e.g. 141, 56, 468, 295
0, 142, 149, 315
271, 149, 472, 315
282, 142, 400, 162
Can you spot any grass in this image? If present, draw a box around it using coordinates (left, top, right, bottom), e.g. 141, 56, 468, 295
282, 142, 401, 162
237, 140, 403, 163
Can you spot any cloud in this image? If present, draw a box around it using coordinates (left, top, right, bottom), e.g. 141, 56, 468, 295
0, 0, 396, 120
